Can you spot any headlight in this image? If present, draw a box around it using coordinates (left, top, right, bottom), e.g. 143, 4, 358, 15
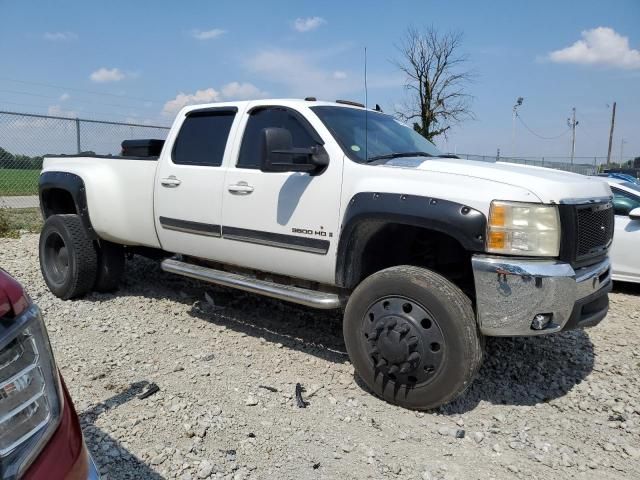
0, 305, 62, 478
487, 201, 560, 256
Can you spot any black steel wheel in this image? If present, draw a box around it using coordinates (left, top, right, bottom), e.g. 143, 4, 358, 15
344, 265, 483, 410
39, 214, 97, 299
364, 296, 446, 386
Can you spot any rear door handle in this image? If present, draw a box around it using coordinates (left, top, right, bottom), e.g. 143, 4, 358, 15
228, 182, 254, 195
161, 176, 181, 188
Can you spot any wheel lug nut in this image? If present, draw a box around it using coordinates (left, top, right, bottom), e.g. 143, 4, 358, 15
376, 359, 387, 368
397, 324, 410, 335
386, 318, 397, 329
388, 365, 399, 375
399, 362, 411, 374
406, 337, 418, 348
407, 352, 420, 362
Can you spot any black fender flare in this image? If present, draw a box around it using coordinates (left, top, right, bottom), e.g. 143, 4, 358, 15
335, 192, 487, 288
39, 171, 97, 239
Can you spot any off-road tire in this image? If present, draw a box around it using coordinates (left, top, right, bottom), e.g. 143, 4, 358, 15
94, 240, 125, 292
39, 214, 97, 300
343, 265, 483, 410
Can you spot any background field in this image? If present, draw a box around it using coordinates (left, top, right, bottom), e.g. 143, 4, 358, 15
0, 168, 40, 196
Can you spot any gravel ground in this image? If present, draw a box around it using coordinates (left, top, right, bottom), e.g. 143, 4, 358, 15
2, 234, 640, 480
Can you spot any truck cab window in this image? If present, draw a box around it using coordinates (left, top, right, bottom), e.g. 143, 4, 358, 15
238, 108, 317, 169
172, 112, 235, 166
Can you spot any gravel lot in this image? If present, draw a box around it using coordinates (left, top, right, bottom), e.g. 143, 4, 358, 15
2, 234, 640, 479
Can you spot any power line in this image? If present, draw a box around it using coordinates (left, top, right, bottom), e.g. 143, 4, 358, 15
0, 99, 168, 125
0, 76, 161, 104
0, 89, 159, 108
516, 113, 570, 140
0, 88, 156, 111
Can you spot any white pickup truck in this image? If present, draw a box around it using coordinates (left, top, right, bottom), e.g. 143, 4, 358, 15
38, 98, 614, 410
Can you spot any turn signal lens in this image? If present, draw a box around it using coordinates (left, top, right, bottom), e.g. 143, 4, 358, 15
487, 231, 506, 250
488, 204, 506, 227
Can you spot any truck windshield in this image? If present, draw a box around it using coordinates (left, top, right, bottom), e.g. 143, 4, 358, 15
310, 106, 443, 164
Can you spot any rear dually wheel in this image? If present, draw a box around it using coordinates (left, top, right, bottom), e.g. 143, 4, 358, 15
39, 214, 97, 299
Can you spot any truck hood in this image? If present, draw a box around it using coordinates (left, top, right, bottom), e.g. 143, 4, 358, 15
381, 157, 612, 203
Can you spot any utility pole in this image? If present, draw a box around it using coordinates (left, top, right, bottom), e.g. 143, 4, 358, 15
511, 97, 523, 158
567, 107, 579, 165
606, 102, 616, 166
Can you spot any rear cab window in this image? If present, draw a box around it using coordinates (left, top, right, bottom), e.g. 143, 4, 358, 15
172, 109, 237, 167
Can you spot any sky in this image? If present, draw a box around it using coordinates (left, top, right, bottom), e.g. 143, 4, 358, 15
1, 0, 639, 161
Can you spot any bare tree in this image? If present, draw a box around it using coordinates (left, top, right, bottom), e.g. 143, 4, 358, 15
394, 26, 474, 142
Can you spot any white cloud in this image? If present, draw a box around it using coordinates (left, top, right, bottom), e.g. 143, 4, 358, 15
162, 82, 267, 116
293, 16, 326, 32
246, 48, 362, 99
191, 29, 226, 40
48, 104, 77, 117
59, 93, 70, 101
548, 27, 640, 69
220, 82, 267, 100
90, 67, 126, 83
332, 71, 347, 80
43, 31, 77, 41
163, 88, 220, 115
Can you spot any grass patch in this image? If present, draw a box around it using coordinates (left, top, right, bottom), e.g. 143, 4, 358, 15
0, 208, 42, 238
0, 169, 40, 196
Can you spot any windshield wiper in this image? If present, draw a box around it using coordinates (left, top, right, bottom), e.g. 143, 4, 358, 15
366, 151, 434, 163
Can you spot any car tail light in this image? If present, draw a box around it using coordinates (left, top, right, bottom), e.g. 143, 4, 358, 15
0, 271, 62, 477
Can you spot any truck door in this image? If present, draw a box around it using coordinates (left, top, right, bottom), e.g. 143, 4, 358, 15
154, 106, 240, 258
221, 105, 343, 284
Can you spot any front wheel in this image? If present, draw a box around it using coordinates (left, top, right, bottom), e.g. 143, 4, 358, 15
39, 214, 97, 300
343, 265, 483, 410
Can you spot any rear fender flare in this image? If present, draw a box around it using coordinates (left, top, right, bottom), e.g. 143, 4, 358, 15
39, 171, 96, 239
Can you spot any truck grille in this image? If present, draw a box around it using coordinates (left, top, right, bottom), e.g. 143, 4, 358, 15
558, 200, 614, 267
575, 203, 614, 258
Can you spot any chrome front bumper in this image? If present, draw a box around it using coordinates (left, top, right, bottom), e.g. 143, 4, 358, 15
472, 255, 611, 336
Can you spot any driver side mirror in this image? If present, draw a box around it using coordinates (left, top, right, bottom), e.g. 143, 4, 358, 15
260, 127, 328, 173
630, 207, 640, 221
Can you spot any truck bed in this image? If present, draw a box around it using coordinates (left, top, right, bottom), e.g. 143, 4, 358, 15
42, 155, 161, 248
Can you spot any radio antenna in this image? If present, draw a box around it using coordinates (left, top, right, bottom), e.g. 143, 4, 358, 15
364, 46, 368, 162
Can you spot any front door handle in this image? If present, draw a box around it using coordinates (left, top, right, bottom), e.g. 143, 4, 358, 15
228, 182, 254, 195
161, 176, 181, 188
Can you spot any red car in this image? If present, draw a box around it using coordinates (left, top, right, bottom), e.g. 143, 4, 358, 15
0, 269, 99, 479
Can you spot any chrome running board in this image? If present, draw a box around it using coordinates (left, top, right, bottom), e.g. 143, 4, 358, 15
161, 258, 342, 310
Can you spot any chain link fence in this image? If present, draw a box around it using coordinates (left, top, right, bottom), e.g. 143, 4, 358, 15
0, 109, 625, 210
458, 153, 607, 176
0, 110, 170, 208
